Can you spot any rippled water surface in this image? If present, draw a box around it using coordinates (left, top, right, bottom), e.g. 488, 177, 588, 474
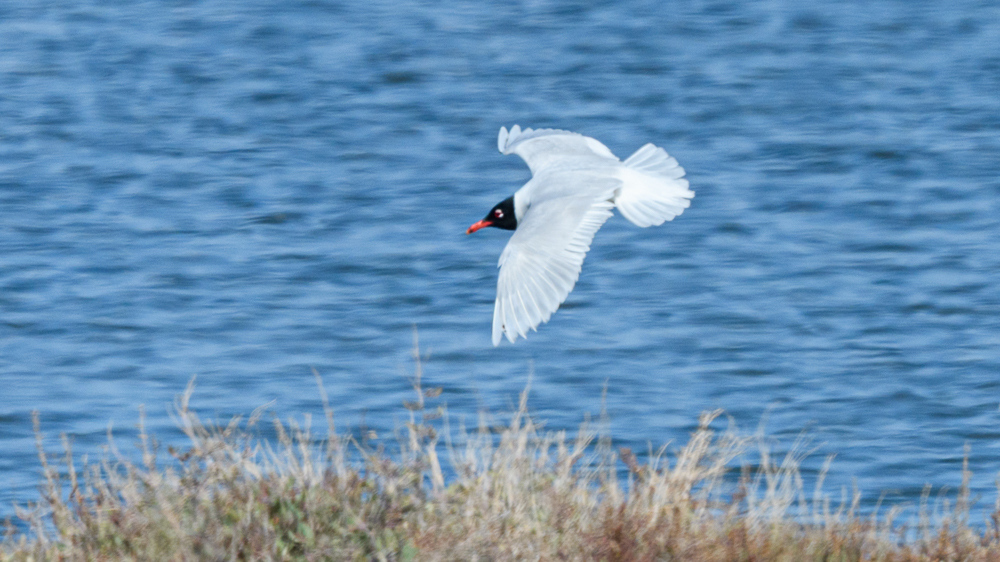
2, 0, 1000, 516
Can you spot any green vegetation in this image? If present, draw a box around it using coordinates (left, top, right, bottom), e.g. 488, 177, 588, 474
4, 356, 1000, 560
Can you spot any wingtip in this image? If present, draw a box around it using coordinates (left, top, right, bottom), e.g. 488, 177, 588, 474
491, 319, 521, 346
499, 124, 555, 156
509, 124, 522, 147
492, 323, 519, 345
498, 124, 523, 154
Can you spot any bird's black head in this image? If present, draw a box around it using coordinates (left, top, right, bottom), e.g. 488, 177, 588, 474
467, 196, 517, 234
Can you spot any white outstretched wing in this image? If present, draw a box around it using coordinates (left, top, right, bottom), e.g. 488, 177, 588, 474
492, 179, 618, 345
498, 125, 620, 175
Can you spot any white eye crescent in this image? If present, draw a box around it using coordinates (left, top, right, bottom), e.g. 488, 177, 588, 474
494, 209, 504, 218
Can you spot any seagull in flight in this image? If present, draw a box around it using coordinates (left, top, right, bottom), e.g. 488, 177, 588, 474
467, 125, 694, 345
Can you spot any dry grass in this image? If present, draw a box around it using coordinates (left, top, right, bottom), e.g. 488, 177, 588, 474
5, 352, 1000, 560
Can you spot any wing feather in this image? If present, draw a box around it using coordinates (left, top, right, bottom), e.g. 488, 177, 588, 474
498, 125, 619, 175
492, 192, 616, 345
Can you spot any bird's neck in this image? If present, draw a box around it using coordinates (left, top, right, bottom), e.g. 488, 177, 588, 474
512, 190, 530, 222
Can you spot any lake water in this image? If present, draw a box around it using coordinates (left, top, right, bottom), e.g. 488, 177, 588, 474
2, 0, 1000, 519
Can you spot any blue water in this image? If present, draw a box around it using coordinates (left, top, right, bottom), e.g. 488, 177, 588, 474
2, 0, 1000, 518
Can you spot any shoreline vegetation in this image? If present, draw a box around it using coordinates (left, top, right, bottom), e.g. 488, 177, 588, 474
4, 355, 1000, 560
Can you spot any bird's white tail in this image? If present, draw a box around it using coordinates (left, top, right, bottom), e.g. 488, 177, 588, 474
614, 143, 694, 227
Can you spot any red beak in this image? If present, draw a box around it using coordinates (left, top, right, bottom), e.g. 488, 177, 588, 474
466, 219, 493, 234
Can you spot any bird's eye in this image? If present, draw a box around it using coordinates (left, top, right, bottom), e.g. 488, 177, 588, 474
494, 209, 504, 218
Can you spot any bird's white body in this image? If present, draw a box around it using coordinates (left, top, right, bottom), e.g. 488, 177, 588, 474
486, 125, 694, 346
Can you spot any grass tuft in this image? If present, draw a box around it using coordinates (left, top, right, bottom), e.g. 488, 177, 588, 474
4, 355, 1000, 560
